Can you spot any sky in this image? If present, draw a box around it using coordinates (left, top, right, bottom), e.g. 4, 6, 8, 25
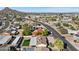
0, 7, 79, 13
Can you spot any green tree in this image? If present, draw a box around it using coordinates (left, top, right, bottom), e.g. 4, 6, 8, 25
72, 16, 79, 21
56, 23, 61, 27
53, 38, 64, 51
69, 26, 76, 30
42, 28, 49, 36
48, 43, 54, 48
63, 23, 69, 27
22, 24, 32, 36
51, 17, 56, 21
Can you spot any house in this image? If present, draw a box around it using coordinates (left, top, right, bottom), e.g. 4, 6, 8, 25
11, 27, 17, 31
10, 36, 23, 51
68, 29, 79, 35
10, 27, 19, 35
32, 28, 44, 36
11, 36, 20, 46
36, 36, 48, 47
73, 32, 79, 42
61, 16, 72, 23
0, 21, 2, 26
30, 37, 37, 47
67, 29, 77, 34
0, 36, 11, 46
10, 30, 19, 35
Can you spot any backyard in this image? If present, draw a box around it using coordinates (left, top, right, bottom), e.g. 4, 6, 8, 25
22, 39, 30, 46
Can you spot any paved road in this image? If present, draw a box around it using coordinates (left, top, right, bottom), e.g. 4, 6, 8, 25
36, 21, 78, 51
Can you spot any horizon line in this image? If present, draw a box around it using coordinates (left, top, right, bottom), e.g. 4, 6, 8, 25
1, 7, 79, 13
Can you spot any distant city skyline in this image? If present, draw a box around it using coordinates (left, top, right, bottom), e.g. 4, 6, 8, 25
0, 7, 79, 13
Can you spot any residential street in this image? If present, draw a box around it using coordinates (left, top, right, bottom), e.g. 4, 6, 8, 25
37, 21, 78, 51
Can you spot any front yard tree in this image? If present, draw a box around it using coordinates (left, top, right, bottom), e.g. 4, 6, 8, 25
42, 28, 49, 36
22, 24, 32, 36
53, 38, 64, 51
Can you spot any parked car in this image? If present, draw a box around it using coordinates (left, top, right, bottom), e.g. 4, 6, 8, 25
61, 36, 65, 38
10, 30, 19, 35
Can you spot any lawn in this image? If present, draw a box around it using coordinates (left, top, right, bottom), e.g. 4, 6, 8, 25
22, 39, 30, 46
